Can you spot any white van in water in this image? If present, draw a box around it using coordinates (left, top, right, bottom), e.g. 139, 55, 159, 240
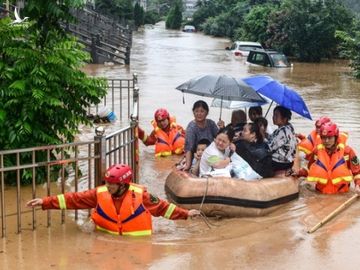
226, 41, 263, 57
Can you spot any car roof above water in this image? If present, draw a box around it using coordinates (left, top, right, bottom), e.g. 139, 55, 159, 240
183, 25, 195, 30
234, 41, 262, 47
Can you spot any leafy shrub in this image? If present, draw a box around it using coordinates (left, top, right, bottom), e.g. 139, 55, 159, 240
0, 2, 108, 185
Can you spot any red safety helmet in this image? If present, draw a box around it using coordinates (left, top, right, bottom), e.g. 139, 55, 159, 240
103, 164, 132, 184
154, 108, 169, 121
315, 116, 331, 128
320, 122, 339, 137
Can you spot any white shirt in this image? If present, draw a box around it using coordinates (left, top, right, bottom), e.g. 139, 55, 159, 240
199, 142, 231, 177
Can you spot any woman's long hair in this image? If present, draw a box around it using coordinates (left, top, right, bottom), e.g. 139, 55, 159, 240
247, 122, 264, 143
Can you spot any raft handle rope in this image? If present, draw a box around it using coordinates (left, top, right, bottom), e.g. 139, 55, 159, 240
198, 176, 221, 228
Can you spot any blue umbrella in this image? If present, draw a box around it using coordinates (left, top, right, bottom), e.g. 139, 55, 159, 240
243, 75, 312, 120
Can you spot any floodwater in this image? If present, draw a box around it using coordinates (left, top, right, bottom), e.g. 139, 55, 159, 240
2, 21, 360, 270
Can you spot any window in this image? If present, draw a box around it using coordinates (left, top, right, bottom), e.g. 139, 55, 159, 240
247, 50, 291, 68
253, 53, 265, 64
239, 45, 263, 52
270, 54, 290, 67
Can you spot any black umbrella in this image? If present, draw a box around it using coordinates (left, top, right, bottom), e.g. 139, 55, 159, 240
176, 74, 266, 119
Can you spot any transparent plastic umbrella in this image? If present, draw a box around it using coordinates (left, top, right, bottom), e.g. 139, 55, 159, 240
211, 98, 269, 110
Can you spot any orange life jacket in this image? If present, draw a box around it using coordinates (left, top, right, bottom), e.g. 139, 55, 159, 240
298, 130, 318, 156
298, 130, 348, 159
151, 116, 185, 157
91, 184, 152, 236
307, 143, 353, 194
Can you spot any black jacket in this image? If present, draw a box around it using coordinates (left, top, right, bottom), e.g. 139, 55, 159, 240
235, 140, 274, 178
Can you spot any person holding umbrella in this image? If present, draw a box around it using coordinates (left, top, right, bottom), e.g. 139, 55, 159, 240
26, 164, 201, 236
175, 75, 266, 171
267, 106, 297, 172
182, 100, 219, 171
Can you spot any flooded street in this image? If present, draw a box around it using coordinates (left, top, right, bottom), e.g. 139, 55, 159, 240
2, 21, 360, 269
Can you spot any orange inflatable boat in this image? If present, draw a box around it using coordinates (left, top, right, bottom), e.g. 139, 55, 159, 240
165, 169, 299, 217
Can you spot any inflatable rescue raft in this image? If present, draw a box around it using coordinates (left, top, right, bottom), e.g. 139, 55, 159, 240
165, 169, 299, 217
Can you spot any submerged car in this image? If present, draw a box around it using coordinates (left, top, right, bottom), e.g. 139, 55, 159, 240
226, 41, 263, 57
246, 50, 291, 68
182, 25, 196, 32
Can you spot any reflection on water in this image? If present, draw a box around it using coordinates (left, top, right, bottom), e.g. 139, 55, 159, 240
2, 21, 360, 269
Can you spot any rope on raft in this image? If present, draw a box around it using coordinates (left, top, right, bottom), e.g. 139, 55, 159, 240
198, 176, 221, 228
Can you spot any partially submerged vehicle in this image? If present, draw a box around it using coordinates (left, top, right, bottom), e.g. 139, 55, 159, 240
247, 49, 292, 68
165, 169, 299, 217
182, 25, 196, 33
226, 41, 263, 57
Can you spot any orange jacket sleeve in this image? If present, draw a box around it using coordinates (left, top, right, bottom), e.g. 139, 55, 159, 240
41, 187, 189, 219
345, 146, 360, 186
296, 133, 306, 141
177, 124, 186, 138
142, 190, 189, 219
138, 127, 157, 146
41, 189, 98, 210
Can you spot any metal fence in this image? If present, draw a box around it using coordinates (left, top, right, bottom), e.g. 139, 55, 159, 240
0, 76, 139, 237
89, 74, 138, 121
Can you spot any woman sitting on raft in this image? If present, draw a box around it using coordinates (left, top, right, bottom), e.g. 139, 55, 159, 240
267, 106, 297, 172
182, 100, 219, 171
235, 123, 274, 178
199, 127, 235, 177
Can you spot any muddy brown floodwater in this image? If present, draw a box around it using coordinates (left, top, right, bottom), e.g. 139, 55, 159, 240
2, 21, 360, 270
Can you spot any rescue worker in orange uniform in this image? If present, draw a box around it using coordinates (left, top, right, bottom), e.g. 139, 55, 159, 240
295, 122, 360, 194
138, 108, 186, 157
297, 116, 348, 161
26, 164, 200, 236
297, 116, 331, 159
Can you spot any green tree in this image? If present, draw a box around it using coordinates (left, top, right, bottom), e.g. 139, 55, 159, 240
235, 4, 278, 44
166, 1, 182, 29
193, 0, 248, 33
192, 0, 224, 30
267, 0, 353, 61
95, 0, 134, 21
341, 0, 360, 15
134, 2, 145, 27
249, 0, 281, 5
200, 1, 249, 38
336, 19, 360, 78
144, 10, 160, 24
0, 2, 107, 184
